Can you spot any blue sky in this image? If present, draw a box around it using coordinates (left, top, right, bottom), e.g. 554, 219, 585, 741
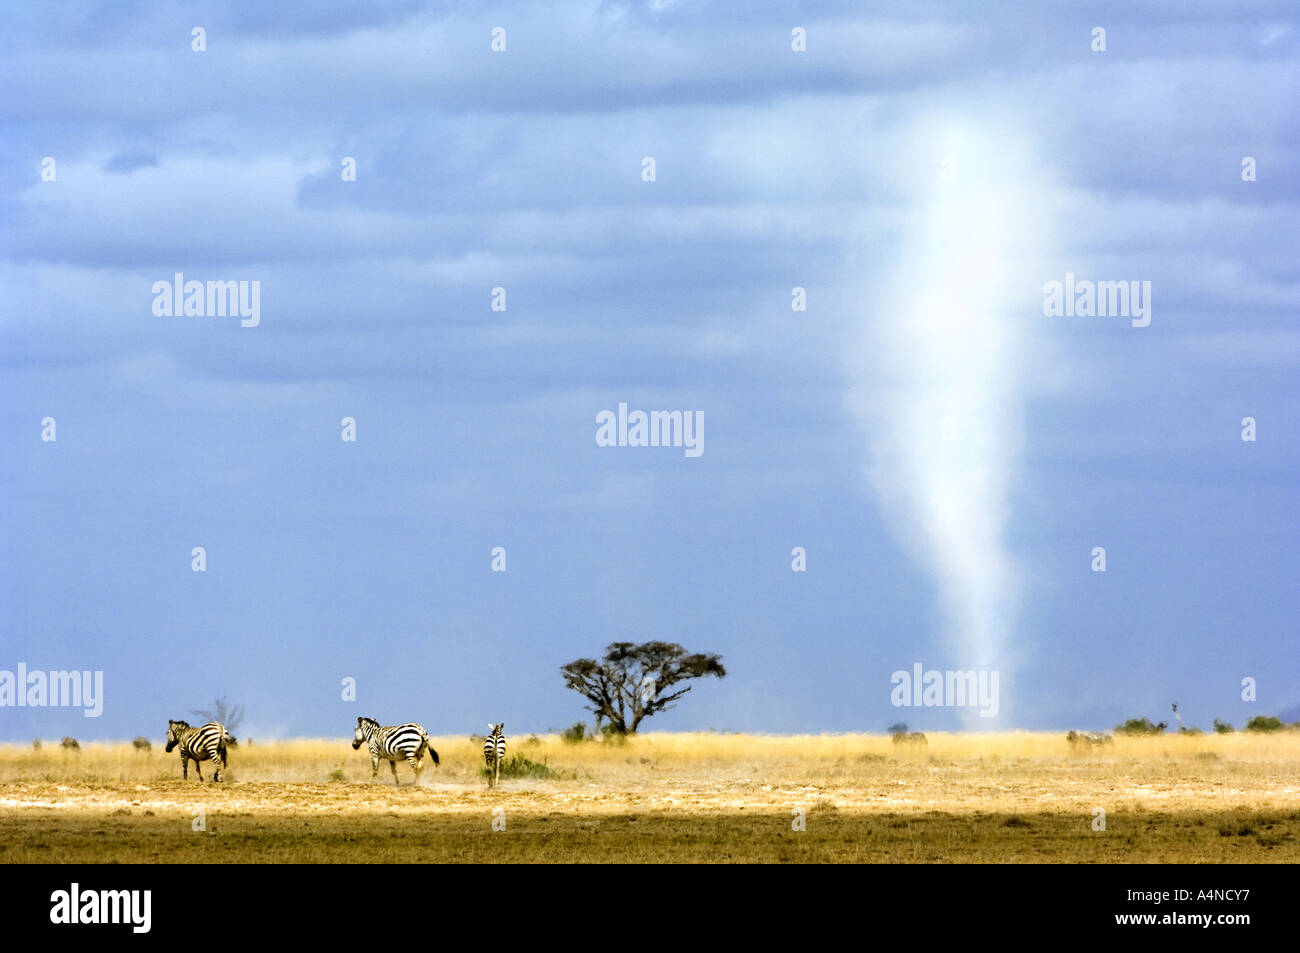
1, 1, 1296, 741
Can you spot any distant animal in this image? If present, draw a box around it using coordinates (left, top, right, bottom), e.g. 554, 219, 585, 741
892, 731, 927, 746
132, 736, 152, 752
31, 739, 42, 751
483, 723, 507, 787
1067, 730, 1113, 746
165, 719, 229, 782
352, 717, 439, 786
1155, 721, 1168, 733
1172, 703, 1186, 733
60, 737, 80, 751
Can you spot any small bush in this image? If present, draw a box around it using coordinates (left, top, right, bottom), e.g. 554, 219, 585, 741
1115, 718, 1162, 736
560, 722, 589, 743
484, 755, 557, 780
328, 768, 346, 782
599, 723, 629, 744
892, 732, 928, 745
1245, 716, 1283, 733
1213, 719, 1235, 734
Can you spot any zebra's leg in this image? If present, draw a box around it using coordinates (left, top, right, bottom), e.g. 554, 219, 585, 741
389, 760, 400, 786
194, 758, 202, 781
370, 754, 379, 779
411, 754, 423, 782
211, 752, 223, 782
181, 752, 189, 780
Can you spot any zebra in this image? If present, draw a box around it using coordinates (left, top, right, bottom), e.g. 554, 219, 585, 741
1067, 730, 1113, 747
165, 719, 228, 782
352, 717, 440, 785
483, 723, 506, 787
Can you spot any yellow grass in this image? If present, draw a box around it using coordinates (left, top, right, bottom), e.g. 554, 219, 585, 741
2, 731, 1298, 862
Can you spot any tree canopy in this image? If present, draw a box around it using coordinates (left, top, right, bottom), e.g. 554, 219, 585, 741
560, 641, 726, 734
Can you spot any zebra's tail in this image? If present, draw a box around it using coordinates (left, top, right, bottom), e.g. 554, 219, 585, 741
423, 731, 440, 767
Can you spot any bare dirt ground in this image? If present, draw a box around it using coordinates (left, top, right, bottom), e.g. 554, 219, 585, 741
2, 732, 1297, 862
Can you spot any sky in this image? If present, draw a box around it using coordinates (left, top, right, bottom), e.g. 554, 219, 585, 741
1, 0, 1296, 741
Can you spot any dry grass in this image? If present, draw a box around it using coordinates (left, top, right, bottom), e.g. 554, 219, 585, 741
2, 731, 1298, 862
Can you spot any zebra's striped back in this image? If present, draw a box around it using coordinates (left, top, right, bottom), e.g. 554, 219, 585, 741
480, 722, 504, 785
165, 719, 228, 780
353, 717, 439, 785
166, 720, 225, 760
369, 723, 429, 762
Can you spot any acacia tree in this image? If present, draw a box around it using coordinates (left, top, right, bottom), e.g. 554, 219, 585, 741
560, 641, 726, 734
191, 695, 245, 737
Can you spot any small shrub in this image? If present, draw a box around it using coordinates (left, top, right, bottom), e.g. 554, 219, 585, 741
328, 768, 346, 782
599, 723, 629, 744
1213, 719, 1235, 734
1245, 716, 1283, 733
560, 722, 589, 743
1115, 718, 1163, 736
31, 739, 42, 751
484, 755, 557, 780
892, 732, 927, 745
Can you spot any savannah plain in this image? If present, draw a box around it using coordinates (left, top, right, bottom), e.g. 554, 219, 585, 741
1, 732, 1298, 863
